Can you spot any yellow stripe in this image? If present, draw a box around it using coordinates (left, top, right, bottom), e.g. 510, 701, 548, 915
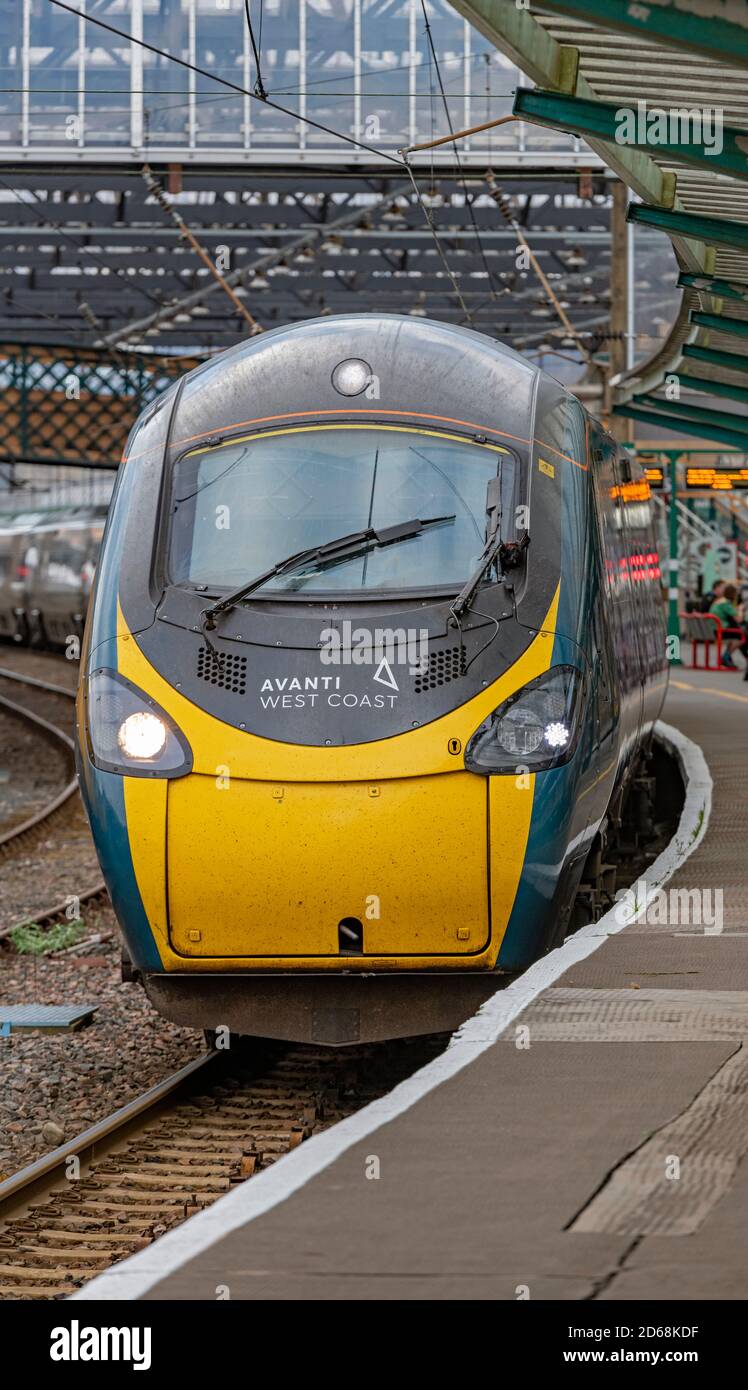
187, 421, 510, 457
671, 678, 748, 705
122, 777, 170, 961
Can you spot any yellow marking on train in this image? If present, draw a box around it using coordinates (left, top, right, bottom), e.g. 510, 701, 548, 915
538, 457, 555, 478
122, 777, 170, 958
187, 421, 511, 457
168, 772, 492, 959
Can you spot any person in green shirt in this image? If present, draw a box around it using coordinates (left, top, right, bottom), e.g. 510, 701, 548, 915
710, 583, 742, 669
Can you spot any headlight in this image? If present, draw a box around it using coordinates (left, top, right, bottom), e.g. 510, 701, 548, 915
465, 665, 584, 775
117, 711, 167, 760
86, 668, 192, 778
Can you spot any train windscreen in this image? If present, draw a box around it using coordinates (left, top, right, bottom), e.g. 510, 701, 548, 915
167, 424, 515, 595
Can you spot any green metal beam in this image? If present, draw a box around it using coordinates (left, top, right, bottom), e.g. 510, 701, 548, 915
675, 375, 748, 408
513, 89, 748, 183
452, 2, 682, 214
534, 1, 748, 69
634, 395, 748, 437
628, 203, 748, 252
683, 344, 748, 376
678, 273, 748, 303
690, 311, 748, 341
613, 404, 748, 452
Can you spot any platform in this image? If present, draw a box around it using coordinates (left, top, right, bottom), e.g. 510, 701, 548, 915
77, 670, 748, 1302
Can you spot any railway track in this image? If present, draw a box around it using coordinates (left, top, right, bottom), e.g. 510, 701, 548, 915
0, 1033, 446, 1299
0, 664, 107, 940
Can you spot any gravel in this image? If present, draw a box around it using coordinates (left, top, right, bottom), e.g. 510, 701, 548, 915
0, 898, 203, 1181
0, 706, 70, 834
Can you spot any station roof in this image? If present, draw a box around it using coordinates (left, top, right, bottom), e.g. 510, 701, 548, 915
0, 168, 642, 369
453, 0, 748, 449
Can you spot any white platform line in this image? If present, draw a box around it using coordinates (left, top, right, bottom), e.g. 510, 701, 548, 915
73, 718, 711, 1301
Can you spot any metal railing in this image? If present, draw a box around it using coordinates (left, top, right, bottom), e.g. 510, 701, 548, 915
0, 343, 196, 472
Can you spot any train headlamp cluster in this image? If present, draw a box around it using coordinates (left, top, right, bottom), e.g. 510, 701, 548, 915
86, 669, 192, 778
465, 665, 583, 775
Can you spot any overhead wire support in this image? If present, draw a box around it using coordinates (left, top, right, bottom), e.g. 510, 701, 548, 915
98, 182, 412, 349
403, 112, 595, 365
400, 161, 474, 326
141, 163, 262, 336
244, 0, 267, 101
485, 169, 592, 365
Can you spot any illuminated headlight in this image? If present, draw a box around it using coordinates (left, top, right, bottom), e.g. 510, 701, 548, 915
86, 668, 192, 778
465, 665, 584, 775
117, 711, 167, 760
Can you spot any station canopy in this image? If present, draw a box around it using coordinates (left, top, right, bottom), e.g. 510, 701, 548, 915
451, 1, 748, 448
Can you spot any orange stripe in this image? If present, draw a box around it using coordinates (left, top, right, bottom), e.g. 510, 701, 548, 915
536, 437, 588, 471
124, 407, 587, 471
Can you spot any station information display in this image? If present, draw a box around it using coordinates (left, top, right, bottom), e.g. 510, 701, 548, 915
633, 455, 665, 488
643, 465, 665, 489
685, 467, 748, 491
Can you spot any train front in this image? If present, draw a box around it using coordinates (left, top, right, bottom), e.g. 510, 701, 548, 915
76, 315, 594, 1044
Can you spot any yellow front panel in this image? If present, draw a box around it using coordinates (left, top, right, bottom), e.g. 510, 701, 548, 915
167, 772, 489, 958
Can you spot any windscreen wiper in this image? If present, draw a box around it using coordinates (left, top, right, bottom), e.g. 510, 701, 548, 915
450, 474, 529, 622
200, 514, 455, 633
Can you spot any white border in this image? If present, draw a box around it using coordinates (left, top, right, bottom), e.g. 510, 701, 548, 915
73, 719, 711, 1300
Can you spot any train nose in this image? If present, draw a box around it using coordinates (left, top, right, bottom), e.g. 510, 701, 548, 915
164, 771, 503, 961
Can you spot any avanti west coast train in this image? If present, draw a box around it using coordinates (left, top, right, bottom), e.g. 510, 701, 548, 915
76, 315, 667, 1044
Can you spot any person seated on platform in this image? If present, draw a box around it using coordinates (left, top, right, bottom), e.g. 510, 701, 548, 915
710, 583, 741, 669
700, 577, 725, 613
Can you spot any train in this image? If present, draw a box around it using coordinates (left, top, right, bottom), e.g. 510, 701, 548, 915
74, 315, 668, 1045
0, 506, 106, 648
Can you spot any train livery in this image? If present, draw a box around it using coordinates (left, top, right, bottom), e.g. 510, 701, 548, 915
75, 315, 667, 1044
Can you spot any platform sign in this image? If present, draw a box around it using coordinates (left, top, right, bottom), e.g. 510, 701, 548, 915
633, 453, 665, 488
686, 466, 748, 490
643, 465, 665, 489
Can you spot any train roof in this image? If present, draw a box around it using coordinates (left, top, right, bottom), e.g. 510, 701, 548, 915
162, 314, 572, 459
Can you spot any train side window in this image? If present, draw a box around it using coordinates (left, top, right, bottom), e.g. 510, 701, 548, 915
40, 530, 87, 592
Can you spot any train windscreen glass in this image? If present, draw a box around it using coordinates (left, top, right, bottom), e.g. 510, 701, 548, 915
168, 425, 513, 594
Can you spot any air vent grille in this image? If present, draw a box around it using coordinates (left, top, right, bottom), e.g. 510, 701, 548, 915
414, 645, 466, 693
197, 646, 248, 694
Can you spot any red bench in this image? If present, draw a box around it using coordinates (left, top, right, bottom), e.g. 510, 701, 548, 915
679, 612, 744, 671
